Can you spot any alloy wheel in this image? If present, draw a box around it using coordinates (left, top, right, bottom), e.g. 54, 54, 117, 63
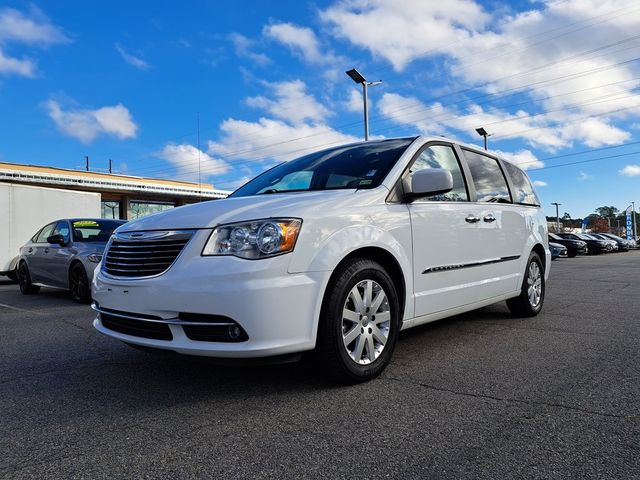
341, 279, 391, 365
527, 262, 542, 308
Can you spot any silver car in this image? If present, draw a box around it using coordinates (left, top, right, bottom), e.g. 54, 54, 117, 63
17, 218, 126, 303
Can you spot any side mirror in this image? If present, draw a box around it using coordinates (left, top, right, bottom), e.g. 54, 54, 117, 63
47, 234, 66, 246
405, 169, 453, 200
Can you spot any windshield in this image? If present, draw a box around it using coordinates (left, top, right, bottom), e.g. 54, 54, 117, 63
72, 219, 124, 243
578, 234, 597, 240
230, 138, 416, 197
549, 233, 562, 240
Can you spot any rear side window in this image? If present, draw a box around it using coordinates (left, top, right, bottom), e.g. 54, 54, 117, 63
408, 145, 468, 202
463, 150, 511, 203
503, 161, 540, 206
34, 223, 56, 243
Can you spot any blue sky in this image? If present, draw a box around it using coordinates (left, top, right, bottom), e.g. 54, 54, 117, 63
1, 0, 639, 218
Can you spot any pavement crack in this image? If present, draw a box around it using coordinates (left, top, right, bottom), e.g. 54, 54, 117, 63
385, 376, 632, 420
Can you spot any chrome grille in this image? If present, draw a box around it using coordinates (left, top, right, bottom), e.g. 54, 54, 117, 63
103, 230, 193, 278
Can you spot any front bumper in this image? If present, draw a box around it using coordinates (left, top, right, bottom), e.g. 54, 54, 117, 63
92, 234, 331, 358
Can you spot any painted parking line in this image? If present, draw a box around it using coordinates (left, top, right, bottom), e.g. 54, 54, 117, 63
0, 302, 46, 316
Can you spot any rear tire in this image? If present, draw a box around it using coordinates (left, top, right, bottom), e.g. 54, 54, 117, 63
315, 258, 401, 384
17, 262, 40, 295
69, 263, 91, 304
506, 251, 545, 318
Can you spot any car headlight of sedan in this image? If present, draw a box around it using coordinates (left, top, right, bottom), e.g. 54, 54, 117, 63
202, 218, 302, 259
87, 253, 103, 263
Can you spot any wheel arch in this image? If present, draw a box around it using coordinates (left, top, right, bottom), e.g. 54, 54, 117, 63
323, 246, 407, 321
531, 243, 546, 273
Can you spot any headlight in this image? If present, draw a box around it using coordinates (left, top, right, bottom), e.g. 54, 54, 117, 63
202, 218, 302, 259
87, 254, 103, 263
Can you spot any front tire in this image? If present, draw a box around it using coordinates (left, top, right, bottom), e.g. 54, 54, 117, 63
69, 263, 91, 304
17, 262, 40, 295
506, 251, 545, 317
316, 258, 401, 384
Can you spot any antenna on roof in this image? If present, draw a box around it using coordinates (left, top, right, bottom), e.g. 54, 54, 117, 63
85, 155, 89, 171
109, 159, 112, 174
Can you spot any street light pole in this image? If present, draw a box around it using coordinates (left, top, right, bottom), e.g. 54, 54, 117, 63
475, 127, 492, 150
346, 68, 382, 141
551, 202, 561, 232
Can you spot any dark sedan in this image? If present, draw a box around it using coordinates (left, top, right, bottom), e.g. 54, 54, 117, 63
557, 233, 610, 254
595, 233, 630, 252
549, 233, 587, 257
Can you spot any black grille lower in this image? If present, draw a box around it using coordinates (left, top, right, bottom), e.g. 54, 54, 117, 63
103, 231, 193, 278
100, 313, 173, 341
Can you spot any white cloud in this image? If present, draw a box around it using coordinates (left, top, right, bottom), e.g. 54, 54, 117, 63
346, 89, 363, 113
321, 0, 488, 71
0, 6, 69, 45
45, 100, 138, 143
0, 6, 68, 77
577, 171, 593, 181
264, 22, 323, 63
0, 49, 35, 77
157, 144, 230, 180
208, 117, 358, 163
533, 180, 547, 187
245, 80, 330, 125
228, 33, 270, 66
115, 44, 149, 70
619, 165, 640, 177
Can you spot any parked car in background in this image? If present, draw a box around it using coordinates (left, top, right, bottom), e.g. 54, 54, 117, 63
557, 233, 609, 254
596, 233, 630, 252
17, 219, 126, 302
585, 233, 617, 252
549, 242, 568, 260
548, 232, 587, 257
92, 136, 551, 383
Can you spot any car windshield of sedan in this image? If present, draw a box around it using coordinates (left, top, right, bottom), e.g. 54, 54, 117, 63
578, 234, 597, 240
549, 233, 563, 241
230, 138, 416, 197
72, 220, 123, 243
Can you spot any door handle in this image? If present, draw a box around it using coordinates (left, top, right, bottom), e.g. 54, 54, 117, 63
483, 214, 496, 223
465, 215, 480, 223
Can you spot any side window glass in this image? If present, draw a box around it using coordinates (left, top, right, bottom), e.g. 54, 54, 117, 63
53, 221, 71, 244
408, 145, 468, 202
503, 161, 540, 206
35, 223, 56, 243
463, 150, 512, 203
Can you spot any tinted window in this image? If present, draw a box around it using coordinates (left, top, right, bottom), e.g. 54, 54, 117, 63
549, 233, 562, 241
72, 220, 123, 243
35, 223, 56, 243
463, 150, 511, 203
503, 161, 539, 206
231, 138, 415, 197
53, 221, 71, 244
408, 145, 468, 202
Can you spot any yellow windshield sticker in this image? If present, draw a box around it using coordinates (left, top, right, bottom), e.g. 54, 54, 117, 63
73, 221, 99, 227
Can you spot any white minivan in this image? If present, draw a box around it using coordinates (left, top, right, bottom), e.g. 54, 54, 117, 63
92, 136, 549, 382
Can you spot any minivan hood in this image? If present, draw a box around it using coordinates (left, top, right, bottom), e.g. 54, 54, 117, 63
117, 189, 378, 232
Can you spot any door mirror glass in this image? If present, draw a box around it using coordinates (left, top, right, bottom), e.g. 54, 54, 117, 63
406, 169, 453, 199
47, 234, 66, 246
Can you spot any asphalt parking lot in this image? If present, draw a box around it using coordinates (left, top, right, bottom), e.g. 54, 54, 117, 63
1, 253, 639, 479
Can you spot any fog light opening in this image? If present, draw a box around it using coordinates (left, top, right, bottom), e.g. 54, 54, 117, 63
228, 325, 242, 340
